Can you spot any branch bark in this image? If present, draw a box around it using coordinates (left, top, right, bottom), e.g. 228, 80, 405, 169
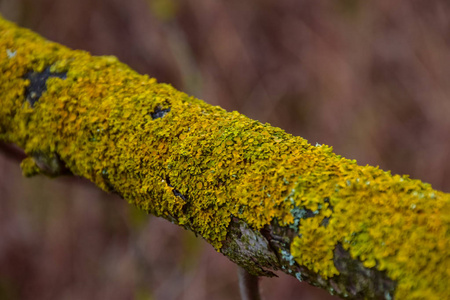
1, 15, 450, 299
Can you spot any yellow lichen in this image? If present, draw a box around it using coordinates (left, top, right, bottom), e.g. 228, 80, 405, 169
1, 16, 450, 299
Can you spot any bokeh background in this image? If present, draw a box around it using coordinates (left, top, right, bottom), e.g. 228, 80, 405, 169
1, 0, 450, 299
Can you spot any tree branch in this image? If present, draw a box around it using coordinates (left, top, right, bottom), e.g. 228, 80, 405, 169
238, 266, 261, 300
1, 15, 449, 299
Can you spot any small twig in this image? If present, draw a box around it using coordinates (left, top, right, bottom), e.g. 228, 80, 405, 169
0, 141, 26, 162
238, 266, 261, 300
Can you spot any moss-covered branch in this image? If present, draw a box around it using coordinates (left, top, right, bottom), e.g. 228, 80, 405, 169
1, 16, 449, 299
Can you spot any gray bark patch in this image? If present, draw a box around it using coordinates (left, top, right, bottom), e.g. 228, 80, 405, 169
23, 67, 67, 107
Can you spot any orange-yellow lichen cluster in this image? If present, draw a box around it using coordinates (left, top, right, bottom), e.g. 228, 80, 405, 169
289, 158, 450, 298
1, 16, 450, 299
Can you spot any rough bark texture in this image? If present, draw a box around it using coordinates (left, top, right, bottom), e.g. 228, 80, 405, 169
1, 16, 450, 299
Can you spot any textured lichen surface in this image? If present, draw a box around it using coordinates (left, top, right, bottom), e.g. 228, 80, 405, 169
1, 16, 450, 299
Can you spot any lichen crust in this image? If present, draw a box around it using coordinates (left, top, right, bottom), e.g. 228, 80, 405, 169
1, 16, 450, 299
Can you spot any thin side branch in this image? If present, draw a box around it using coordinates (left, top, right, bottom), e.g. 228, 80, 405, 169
238, 267, 261, 300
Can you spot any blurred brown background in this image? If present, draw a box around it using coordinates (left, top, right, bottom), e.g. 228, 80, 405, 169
1, 0, 450, 299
